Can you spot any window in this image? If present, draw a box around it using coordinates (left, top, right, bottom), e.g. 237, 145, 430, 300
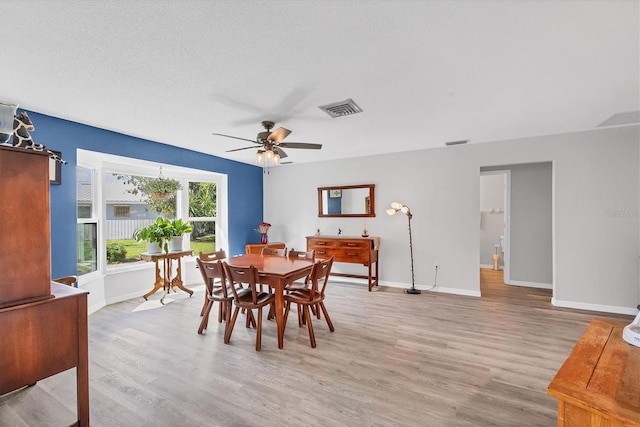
113, 205, 131, 218
188, 181, 217, 254
76, 166, 98, 276
77, 150, 227, 275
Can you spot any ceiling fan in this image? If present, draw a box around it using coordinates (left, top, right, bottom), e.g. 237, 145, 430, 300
212, 120, 322, 164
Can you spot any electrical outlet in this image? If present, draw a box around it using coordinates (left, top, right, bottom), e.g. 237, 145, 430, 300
434, 261, 439, 269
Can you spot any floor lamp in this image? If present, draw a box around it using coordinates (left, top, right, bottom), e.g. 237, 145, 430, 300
387, 202, 420, 294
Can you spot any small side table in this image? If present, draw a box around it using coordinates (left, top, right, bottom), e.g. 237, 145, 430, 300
140, 250, 193, 304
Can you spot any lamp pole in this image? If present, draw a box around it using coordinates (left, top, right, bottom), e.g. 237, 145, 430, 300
387, 202, 421, 295
405, 209, 420, 294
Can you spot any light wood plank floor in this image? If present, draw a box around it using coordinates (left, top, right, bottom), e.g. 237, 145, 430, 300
1, 269, 633, 426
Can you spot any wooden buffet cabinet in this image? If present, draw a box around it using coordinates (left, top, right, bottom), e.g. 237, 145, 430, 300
547, 318, 640, 427
306, 236, 379, 291
0, 146, 90, 426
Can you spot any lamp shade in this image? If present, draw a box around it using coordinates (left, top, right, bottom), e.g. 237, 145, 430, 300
386, 208, 397, 215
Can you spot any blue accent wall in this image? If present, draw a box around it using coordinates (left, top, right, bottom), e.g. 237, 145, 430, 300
328, 196, 342, 214
23, 111, 263, 278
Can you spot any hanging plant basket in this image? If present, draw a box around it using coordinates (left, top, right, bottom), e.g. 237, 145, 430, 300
151, 191, 171, 200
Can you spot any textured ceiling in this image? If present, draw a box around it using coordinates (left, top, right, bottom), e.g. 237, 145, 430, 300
0, 1, 638, 166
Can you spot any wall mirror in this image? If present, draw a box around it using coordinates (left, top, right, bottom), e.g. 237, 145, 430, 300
317, 184, 375, 217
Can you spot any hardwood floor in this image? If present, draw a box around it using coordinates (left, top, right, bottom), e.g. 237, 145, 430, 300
1, 269, 633, 426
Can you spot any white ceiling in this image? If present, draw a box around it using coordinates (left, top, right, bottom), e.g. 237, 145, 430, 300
1, 1, 638, 166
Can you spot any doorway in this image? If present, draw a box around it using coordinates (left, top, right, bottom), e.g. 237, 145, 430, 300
480, 162, 553, 294
480, 170, 510, 283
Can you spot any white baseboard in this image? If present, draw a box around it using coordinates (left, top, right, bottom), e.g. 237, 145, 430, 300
551, 297, 638, 316
508, 280, 552, 290
380, 280, 481, 297
88, 301, 106, 315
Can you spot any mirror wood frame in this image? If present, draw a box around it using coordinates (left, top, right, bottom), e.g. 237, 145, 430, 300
317, 184, 375, 218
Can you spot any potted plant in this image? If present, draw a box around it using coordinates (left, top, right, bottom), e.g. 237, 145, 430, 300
116, 174, 182, 217
133, 217, 174, 253
168, 218, 192, 252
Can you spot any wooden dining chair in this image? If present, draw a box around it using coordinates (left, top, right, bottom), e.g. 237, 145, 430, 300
223, 262, 275, 351
199, 249, 227, 261
196, 258, 237, 335
259, 246, 286, 295
261, 247, 287, 257
284, 256, 335, 348
285, 249, 315, 292
52, 275, 78, 287
197, 249, 227, 316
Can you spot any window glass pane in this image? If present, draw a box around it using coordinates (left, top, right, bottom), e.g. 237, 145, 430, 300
189, 181, 216, 217
190, 220, 216, 254
77, 167, 93, 218
77, 223, 97, 275
106, 173, 163, 266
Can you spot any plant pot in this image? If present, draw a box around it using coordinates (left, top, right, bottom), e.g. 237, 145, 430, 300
147, 242, 162, 254
151, 191, 171, 200
169, 236, 183, 252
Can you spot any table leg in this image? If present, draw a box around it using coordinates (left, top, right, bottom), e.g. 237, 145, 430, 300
275, 281, 285, 349
143, 259, 164, 300
160, 257, 169, 305
171, 256, 193, 297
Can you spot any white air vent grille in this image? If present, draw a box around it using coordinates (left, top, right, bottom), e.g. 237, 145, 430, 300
598, 111, 640, 127
445, 139, 469, 146
318, 98, 362, 118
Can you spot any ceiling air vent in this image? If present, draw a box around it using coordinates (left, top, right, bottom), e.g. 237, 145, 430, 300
445, 139, 469, 146
318, 98, 363, 118
598, 111, 640, 127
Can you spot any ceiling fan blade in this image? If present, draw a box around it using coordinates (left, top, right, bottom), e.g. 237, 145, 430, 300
278, 142, 322, 150
226, 146, 258, 152
267, 127, 291, 143
274, 146, 288, 159
212, 133, 257, 144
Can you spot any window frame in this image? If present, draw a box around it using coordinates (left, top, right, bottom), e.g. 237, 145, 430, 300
77, 149, 228, 278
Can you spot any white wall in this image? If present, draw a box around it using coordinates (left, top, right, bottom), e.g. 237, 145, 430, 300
264, 125, 640, 314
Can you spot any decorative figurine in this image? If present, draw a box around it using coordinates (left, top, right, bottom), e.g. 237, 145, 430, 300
9, 111, 66, 164
258, 221, 271, 244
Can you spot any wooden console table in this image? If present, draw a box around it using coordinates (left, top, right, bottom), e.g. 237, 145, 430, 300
547, 318, 640, 427
307, 236, 379, 291
140, 250, 193, 303
1, 282, 89, 426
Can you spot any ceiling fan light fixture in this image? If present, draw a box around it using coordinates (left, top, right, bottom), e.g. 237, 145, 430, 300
256, 148, 280, 167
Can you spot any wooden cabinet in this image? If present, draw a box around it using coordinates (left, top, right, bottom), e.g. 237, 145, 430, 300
306, 236, 379, 291
547, 318, 640, 427
0, 146, 90, 426
0, 146, 51, 307
245, 242, 286, 255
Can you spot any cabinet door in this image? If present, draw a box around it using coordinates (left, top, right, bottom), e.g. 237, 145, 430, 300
0, 147, 51, 306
